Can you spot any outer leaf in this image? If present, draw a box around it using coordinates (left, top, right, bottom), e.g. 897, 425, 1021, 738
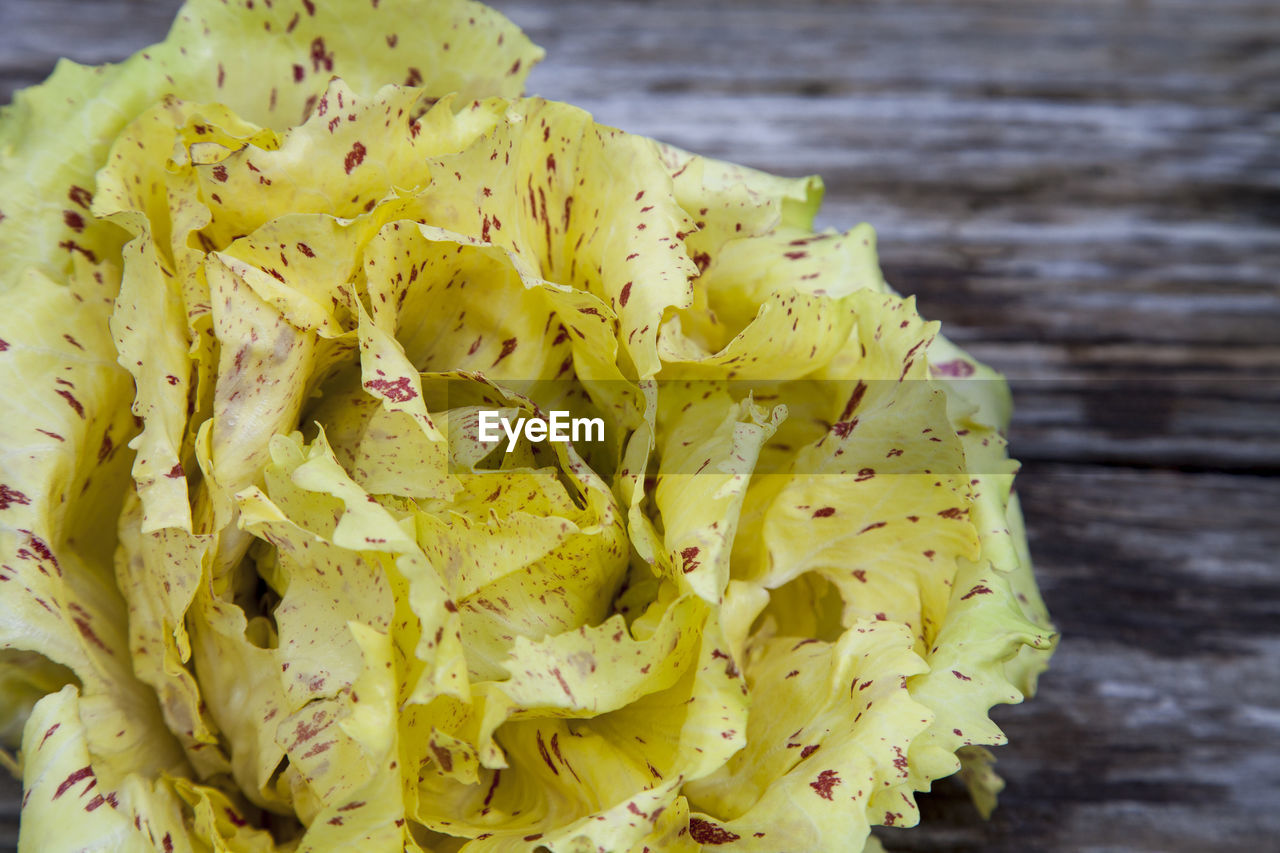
18, 686, 152, 853
683, 622, 933, 850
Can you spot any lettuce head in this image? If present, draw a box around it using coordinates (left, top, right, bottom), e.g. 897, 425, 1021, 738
0, 1, 1056, 850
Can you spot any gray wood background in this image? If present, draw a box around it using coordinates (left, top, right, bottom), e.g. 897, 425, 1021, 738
2, 1, 1278, 850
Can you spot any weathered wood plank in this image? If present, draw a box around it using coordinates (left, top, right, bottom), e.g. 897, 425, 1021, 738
0, 773, 14, 852
0, 0, 183, 90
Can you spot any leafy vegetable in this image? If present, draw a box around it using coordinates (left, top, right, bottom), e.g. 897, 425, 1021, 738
0, 1, 1056, 850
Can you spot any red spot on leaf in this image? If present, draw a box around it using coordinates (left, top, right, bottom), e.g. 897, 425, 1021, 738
831, 418, 858, 438
552, 667, 574, 701
73, 615, 111, 653
68, 186, 92, 209
0, 485, 30, 510
810, 769, 841, 799
53, 389, 84, 418
363, 376, 417, 403
310, 37, 333, 72
536, 730, 559, 775
344, 141, 367, 175
689, 818, 739, 845
481, 769, 501, 811
840, 382, 867, 422
710, 647, 740, 678
491, 337, 517, 367
303, 738, 334, 758
892, 744, 909, 774
57, 240, 97, 262
933, 359, 975, 377
23, 534, 61, 575
291, 712, 326, 747
54, 766, 94, 799
429, 742, 455, 773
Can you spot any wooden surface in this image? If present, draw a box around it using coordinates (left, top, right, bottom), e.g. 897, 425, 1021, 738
2, 1, 1278, 850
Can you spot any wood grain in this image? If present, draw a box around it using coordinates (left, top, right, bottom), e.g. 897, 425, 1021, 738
2, 1, 1277, 851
